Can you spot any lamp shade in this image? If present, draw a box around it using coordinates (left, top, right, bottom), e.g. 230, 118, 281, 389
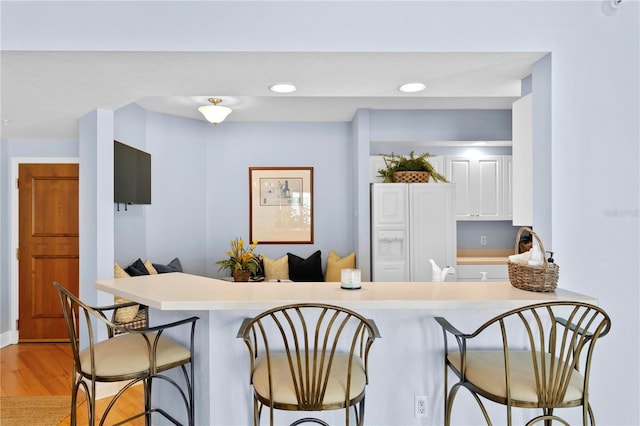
198, 98, 232, 124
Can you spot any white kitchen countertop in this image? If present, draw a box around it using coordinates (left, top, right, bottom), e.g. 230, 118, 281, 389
95, 272, 597, 311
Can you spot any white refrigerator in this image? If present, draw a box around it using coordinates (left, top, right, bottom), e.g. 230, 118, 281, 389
371, 183, 457, 282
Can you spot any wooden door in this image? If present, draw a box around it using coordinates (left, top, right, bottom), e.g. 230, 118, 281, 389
18, 163, 79, 341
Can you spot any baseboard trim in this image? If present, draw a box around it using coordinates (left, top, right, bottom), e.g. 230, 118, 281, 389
0, 330, 18, 348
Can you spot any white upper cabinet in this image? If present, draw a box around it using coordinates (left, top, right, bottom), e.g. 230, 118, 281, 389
445, 155, 511, 221
512, 94, 533, 226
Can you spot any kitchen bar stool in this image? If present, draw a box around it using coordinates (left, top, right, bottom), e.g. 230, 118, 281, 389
237, 303, 380, 426
435, 301, 611, 425
54, 282, 199, 426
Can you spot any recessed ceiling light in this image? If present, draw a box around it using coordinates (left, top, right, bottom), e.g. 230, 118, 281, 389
269, 83, 297, 94
398, 82, 426, 93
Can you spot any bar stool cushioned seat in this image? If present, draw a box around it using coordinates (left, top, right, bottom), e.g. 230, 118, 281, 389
252, 353, 367, 406
78, 332, 192, 378
447, 351, 585, 405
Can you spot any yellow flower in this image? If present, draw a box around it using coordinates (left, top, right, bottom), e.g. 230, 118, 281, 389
215, 237, 261, 274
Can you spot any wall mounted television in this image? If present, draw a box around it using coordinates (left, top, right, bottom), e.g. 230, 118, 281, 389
114, 140, 151, 205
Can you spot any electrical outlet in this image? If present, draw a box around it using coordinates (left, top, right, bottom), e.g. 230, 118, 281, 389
415, 395, 428, 418
480, 235, 487, 246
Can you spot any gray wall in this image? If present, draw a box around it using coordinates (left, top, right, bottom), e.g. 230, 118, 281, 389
370, 109, 512, 143
457, 221, 521, 250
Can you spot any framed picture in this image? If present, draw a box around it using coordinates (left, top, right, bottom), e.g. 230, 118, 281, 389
249, 167, 313, 244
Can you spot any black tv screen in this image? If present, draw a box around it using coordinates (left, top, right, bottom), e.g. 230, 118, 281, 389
114, 141, 151, 204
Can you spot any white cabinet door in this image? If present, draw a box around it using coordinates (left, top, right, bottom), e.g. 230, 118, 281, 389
476, 157, 502, 219
445, 156, 503, 220
371, 183, 407, 225
512, 94, 533, 226
503, 156, 513, 220
371, 184, 409, 281
448, 157, 472, 219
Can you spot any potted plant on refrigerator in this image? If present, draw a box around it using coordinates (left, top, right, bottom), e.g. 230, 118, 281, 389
377, 151, 448, 183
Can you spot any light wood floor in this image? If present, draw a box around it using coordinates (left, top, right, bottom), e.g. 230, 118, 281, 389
1, 343, 144, 425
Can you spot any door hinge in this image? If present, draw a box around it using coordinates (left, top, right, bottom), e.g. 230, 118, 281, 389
16, 319, 19, 330
16, 247, 20, 260
16, 178, 19, 188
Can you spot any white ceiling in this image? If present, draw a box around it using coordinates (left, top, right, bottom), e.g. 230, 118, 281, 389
0, 51, 547, 140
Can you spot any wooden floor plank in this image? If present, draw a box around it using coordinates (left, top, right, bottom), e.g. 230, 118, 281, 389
1, 343, 144, 425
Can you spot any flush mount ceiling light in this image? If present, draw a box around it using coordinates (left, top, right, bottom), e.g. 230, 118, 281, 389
269, 83, 297, 93
399, 82, 427, 93
198, 98, 232, 125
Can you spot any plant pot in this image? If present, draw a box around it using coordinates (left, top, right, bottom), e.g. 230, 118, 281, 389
233, 269, 251, 282
392, 171, 430, 183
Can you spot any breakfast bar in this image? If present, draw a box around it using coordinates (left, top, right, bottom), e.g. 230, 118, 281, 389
95, 273, 597, 425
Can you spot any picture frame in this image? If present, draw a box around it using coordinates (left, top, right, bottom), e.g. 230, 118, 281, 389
249, 167, 314, 244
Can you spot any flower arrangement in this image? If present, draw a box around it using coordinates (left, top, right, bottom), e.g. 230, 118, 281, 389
215, 238, 261, 274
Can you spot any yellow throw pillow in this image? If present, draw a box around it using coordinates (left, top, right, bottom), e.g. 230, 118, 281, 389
263, 255, 289, 281
144, 259, 158, 275
324, 251, 356, 282
114, 262, 129, 279
113, 263, 139, 323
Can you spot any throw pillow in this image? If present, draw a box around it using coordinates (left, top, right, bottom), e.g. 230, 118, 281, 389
263, 255, 289, 281
287, 250, 323, 282
114, 262, 129, 279
125, 258, 149, 276
324, 251, 356, 282
144, 259, 158, 275
153, 257, 183, 273
113, 263, 139, 323
252, 256, 265, 280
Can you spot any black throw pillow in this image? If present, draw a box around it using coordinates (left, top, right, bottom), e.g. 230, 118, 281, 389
287, 250, 323, 282
153, 257, 183, 274
125, 258, 150, 276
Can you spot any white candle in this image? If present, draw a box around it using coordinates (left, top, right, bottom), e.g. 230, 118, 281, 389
340, 268, 361, 290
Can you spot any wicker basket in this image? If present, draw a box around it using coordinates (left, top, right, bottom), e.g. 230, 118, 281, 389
508, 227, 559, 292
392, 171, 431, 183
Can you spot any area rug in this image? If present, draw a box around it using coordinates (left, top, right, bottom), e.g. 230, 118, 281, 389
0, 396, 70, 426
